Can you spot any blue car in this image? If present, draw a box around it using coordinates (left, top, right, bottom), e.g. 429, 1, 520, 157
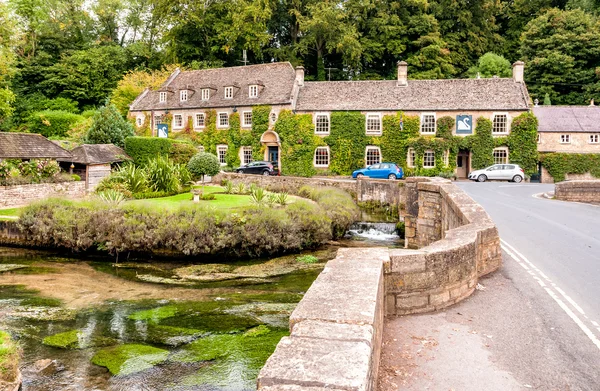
352, 163, 404, 180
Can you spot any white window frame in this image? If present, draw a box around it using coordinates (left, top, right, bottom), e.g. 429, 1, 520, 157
201, 89, 210, 101
173, 114, 183, 129
589, 134, 599, 144
242, 111, 252, 128
218, 112, 229, 128
270, 112, 277, 124
365, 146, 382, 167
407, 148, 415, 168
224, 86, 233, 99
154, 115, 162, 130
241, 146, 253, 165
195, 113, 205, 129
365, 113, 382, 136
420, 113, 436, 134
492, 112, 510, 134
180, 90, 188, 102
216, 145, 228, 166
314, 146, 330, 168
314, 112, 330, 135
423, 150, 435, 168
159, 92, 167, 103
560, 134, 571, 144
249, 85, 258, 98
136, 116, 144, 127
493, 147, 509, 164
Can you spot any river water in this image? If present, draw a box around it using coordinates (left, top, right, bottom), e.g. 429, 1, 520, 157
0, 227, 401, 391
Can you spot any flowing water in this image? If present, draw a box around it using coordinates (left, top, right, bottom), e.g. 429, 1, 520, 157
0, 225, 401, 391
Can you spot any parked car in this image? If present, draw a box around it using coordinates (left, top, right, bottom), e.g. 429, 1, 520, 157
468, 164, 524, 183
235, 161, 278, 176
352, 163, 404, 180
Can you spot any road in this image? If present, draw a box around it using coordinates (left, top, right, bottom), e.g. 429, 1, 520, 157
378, 181, 600, 391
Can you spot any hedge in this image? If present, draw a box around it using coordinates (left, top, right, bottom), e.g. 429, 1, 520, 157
125, 137, 197, 165
27, 110, 85, 138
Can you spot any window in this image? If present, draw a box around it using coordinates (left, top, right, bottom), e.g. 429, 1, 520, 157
420, 113, 436, 134
224, 87, 233, 99
365, 146, 381, 166
423, 150, 435, 168
159, 92, 167, 103
154, 115, 162, 130
492, 113, 509, 134
201, 89, 210, 101
560, 134, 571, 144
180, 90, 188, 102
270, 112, 277, 124
173, 114, 183, 128
242, 111, 252, 127
136, 116, 144, 127
195, 113, 205, 128
589, 134, 599, 144
314, 147, 330, 167
218, 112, 229, 128
365, 113, 382, 135
315, 113, 330, 134
493, 148, 508, 164
407, 148, 415, 168
216, 145, 228, 165
242, 147, 253, 165
249, 85, 258, 98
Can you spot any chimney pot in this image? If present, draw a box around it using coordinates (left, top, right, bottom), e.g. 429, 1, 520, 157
397, 61, 408, 87
512, 61, 525, 83
295, 66, 305, 87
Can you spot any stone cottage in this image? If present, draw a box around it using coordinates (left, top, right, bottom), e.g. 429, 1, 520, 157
129, 61, 531, 178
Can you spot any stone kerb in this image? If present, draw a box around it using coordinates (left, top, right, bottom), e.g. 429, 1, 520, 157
257, 248, 387, 391
0, 182, 86, 208
555, 180, 600, 203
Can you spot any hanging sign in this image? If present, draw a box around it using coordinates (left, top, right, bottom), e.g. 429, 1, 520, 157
157, 123, 169, 138
456, 115, 473, 134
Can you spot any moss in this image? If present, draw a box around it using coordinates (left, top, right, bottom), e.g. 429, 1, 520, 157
0, 264, 28, 272
0, 331, 20, 383
128, 306, 178, 322
143, 324, 206, 347
21, 297, 62, 307
92, 344, 170, 376
296, 255, 319, 264
42, 330, 81, 349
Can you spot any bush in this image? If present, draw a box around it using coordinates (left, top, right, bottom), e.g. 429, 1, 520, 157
84, 104, 134, 148
187, 152, 221, 181
27, 110, 85, 138
0, 331, 20, 383
125, 137, 197, 165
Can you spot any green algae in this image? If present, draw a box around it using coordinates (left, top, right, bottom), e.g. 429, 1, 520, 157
129, 306, 179, 322
144, 324, 206, 347
296, 255, 319, 264
0, 264, 28, 273
21, 296, 62, 307
42, 330, 81, 349
91, 344, 170, 376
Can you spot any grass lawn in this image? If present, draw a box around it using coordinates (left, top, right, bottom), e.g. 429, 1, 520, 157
0, 207, 22, 221
129, 186, 254, 210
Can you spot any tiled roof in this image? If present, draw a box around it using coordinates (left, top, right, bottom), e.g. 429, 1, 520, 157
0, 133, 72, 159
130, 62, 297, 111
533, 106, 600, 133
295, 78, 530, 111
57, 144, 131, 164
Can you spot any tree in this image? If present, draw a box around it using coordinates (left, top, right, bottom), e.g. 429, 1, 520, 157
543, 93, 552, 105
467, 52, 512, 78
187, 152, 220, 182
84, 104, 134, 147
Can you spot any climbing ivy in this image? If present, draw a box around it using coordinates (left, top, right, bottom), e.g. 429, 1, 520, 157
325, 112, 370, 175
436, 116, 455, 139
506, 112, 538, 175
462, 117, 494, 170
539, 153, 600, 182
251, 106, 271, 160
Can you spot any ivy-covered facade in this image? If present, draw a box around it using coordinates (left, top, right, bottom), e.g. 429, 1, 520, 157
129, 61, 540, 178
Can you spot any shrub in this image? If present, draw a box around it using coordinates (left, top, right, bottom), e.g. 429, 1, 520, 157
145, 156, 184, 193
124, 137, 197, 165
250, 187, 268, 206
223, 180, 234, 194
200, 193, 216, 200
187, 152, 220, 182
27, 110, 85, 138
71, 174, 81, 181
98, 190, 126, 206
84, 104, 134, 148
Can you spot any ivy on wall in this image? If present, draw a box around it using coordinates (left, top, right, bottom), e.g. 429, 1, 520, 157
324, 112, 369, 175
462, 117, 494, 170
506, 112, 538, 175
540, 153, 600, 182
198, 110, 227, 155
251, 106, 271, 161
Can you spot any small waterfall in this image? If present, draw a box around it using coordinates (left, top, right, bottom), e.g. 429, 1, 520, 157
347, 222, 399, 241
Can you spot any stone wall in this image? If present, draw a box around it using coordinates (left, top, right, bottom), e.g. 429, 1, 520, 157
0, 182, 86, 208
555, 180, 600, 203
540, 166, 598, 184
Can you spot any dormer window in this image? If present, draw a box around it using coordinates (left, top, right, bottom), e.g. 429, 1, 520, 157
159, 92, 167, 103
180, 90, 188, 102
249, 85, 258, 98
201, 89, 210, 101
224, 87, 233, 99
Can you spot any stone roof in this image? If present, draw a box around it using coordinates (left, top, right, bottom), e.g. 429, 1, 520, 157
129, 62, 297, 111
533, 106, 600, 133
57, 144, 131, 164
295, 78, 530, 111
0, 133, 72, 159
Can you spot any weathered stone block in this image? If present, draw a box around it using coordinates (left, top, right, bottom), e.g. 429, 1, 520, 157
291, 320, 374, 347
429, 290, 450, 306
395, 293, 428, 309
388, 249, 427, 274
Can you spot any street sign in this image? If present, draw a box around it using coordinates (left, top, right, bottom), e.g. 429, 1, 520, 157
456, 115, 473, 134
157, 123, 168, 138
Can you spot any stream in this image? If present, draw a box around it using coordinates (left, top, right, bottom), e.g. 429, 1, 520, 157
0, 224, 402, 391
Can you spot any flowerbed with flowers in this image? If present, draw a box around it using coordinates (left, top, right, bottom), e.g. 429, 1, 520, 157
0, 159, 78, 186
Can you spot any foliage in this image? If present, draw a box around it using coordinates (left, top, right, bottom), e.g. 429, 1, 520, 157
506, 112, 539, 174
125, 137, 197, 165
0, 330, 19, 383
250, 187, 268, 206
325, 112, 369, 175
27, 110, 85, 138
84, 104, 134, 148
275, 110, 323, 177
187, 152, 221, 181
98, 189, 126, 206
42, 330, 82, 349
145, 155, 187, 193
296, 255, 319, 264
543, 93, 551, 105
466, 117, 495, 170
436, 116, 455, 139
467, 53, 512, 78
539, 153, 600, 182
0, 159, 63, 185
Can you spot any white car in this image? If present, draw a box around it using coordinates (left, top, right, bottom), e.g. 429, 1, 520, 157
468, 164, 525, 183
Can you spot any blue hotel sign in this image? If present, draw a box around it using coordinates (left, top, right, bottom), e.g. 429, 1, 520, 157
456, 115, 473, 134
157, 123, 169, 138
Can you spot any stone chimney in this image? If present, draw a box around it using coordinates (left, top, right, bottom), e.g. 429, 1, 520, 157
295, 66, 304, 87
512, 61, 525, 83
397, 61, 408, 87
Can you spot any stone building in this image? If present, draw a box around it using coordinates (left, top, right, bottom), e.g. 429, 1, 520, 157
129, 61, 531, 178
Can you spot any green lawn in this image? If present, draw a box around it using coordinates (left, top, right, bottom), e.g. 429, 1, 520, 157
129, 186, 254, 210
0, 207, 21, 221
